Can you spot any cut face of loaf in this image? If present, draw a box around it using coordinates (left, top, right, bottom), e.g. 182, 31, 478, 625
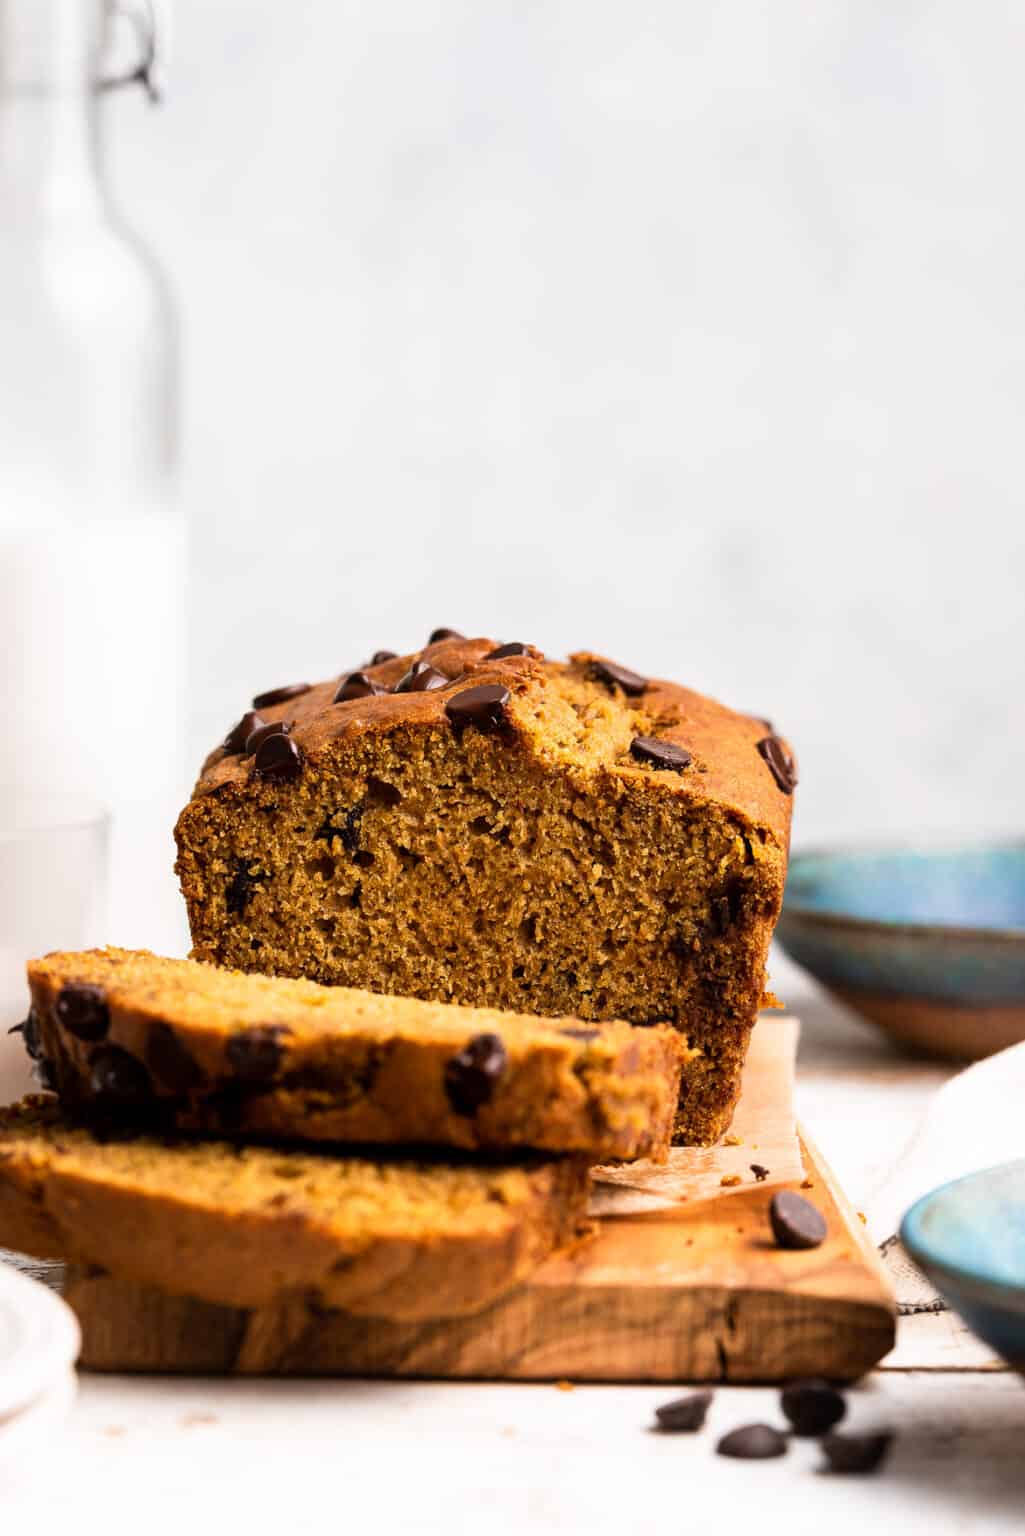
26, 947, 687, 1162
0, 1097, 591, 1319
175, 636, 795, 1143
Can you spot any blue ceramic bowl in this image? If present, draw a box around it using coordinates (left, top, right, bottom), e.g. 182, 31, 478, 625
776, 842, 1025, 1059
901, 1161, 1025, 1371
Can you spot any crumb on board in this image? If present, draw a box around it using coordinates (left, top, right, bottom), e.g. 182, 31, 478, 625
723, 1134, 742, 1147
801, 1178, 815, 1189
555, 1379, 575, 1392
720, 1174, 742, 1187
857, 1211, 867, 1224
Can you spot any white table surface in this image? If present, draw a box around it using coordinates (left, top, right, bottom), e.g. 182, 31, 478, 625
2, 957, 1021, 1535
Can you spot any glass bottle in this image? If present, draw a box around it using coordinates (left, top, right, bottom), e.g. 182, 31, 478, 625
0, 0, 184, 952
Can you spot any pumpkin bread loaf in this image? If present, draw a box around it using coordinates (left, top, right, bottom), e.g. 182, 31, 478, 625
25, 947, 687, 1161
0, 1098, 591, 1319
175, 633, 796, 1143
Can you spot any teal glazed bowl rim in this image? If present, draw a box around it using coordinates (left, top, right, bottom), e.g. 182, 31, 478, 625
781, 840, 1025, 946
900, 1161, 1025, 1366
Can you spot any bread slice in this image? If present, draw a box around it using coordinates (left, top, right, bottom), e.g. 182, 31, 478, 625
26, 947, 686, 1161
175, 635, 795, 1144
0, 1098, 591, 1318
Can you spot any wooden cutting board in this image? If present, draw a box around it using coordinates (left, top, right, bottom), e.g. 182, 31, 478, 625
63, 1125, 894, 1382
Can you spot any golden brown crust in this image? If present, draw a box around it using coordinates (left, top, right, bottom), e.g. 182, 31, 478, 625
0, 1097, 592, 1319
176, 637, 795, 1144
28, 948, 686, 1162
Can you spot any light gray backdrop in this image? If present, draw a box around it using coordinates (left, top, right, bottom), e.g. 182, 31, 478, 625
110, 2, 1025, 848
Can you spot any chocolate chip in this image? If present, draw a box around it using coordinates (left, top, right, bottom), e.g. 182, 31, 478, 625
245, 719, 291, 756
56, 983, 110, 1043
780, 1379, 846, 1437
369, 650, 397, 665
713, 878, 745, 935
588, 658, 648, 696
394, 660, 449, 694
445, 684, 511, 734
89, 1045, 153, 1107
629, 736, 692, 772
757, 735, 797, 795
252, 682, 311, 709
654, 1391, 713, 1433
12, 1009, 43, 1061
226, 1026, 289, 1084
224, 711, 266, 755
253, 732, 304, 783
314, 805, 363, 855
428, 627, 463, 643
820, 1432, 892, 1474
486, 642, 531, 659
147, 1022, 203, 1095
333, 671, 387, 703
226, 858, 267, 916
560, 1027, 601, 1042
770, 1191, 827, 1250
750, 1163, 770, 1182
443, 1033, 507, 1116
716, 1424, 788, 1460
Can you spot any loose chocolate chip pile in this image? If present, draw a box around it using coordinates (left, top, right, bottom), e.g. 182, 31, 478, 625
629, 736, 692, 772
428, 627, 463, 643
757, 735, 797, 795
147, 1022, 203, 1095
820, 1431, 892, 1474
226, 1025, 288, 1084
654, 1391, 713, 1433
780, 1379, 846, 1437
56, 983, 110, 1043
445, 684, 511, 734
486, 642, 531, 659
769, 1191, 827, 1250
333, 671, 386, 703
444, 1033, 507, 1115
89, 1045, 152, 1108
368, 650, 397, 665
589, 659, 648, 696
224, 710, 265, 755
716, 1424, 788, 1460
394, 660, 448, 693
253, 732, 304, 784
252, 682, 311, 710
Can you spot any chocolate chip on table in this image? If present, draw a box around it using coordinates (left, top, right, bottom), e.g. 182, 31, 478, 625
757, 735, 797, 795
226, 1025, 289, 1084
750, 1163, 770, 1182
654, 1391, 713, 1433
253, 732, 304, 784
56, 983, 110, 1042
444, 1033, 507, 1115
820, 1431, 892, 1474
769, 1191, 827, 1250
445, 684, 511, 734
394, 660, 449, 693
629, 736, 692, 773
588, 658, 648, 696
368, 650, 397, 665
251, 682, 311, 710
333, 671, 386, 703
223, 710, 266, 756
428, 627, 463, 643
780, 1379, 846, 1437
716, 1424, 788, 1460
147, 1022, 203, 1095
89, 1045, 153, 1107
245, 719, 291, 756
486, 642, 531, 659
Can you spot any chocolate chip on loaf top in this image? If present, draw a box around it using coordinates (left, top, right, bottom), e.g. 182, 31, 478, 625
26, 947, 688, 1162
177, 633, 796, 1145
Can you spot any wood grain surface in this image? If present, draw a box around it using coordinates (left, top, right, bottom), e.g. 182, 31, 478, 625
65, 1128, 894, 1382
